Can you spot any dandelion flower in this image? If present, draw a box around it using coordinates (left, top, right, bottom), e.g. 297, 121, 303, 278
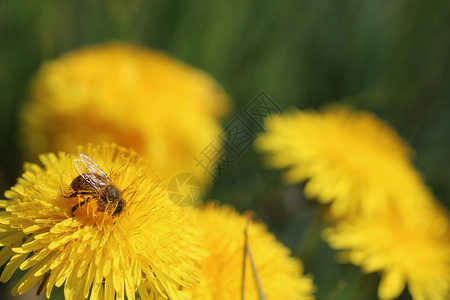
0, 143, 202, 300
323, 203, 450, 300
256, 106, 427, 217
189, 203, 315, 300
20, 42, 229, 184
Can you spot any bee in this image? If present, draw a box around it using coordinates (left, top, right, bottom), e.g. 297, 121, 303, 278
69, 154, 125, 216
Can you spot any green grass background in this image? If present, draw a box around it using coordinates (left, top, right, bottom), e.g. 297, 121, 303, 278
0, 1, 449, 299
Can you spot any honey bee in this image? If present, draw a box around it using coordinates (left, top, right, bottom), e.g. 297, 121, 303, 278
69, 154, 125, 216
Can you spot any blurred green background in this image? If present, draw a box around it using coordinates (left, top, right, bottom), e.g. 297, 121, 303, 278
0, 1, 449, 299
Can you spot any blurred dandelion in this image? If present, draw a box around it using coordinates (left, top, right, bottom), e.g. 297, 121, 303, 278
189, 203, 315, 300
324, 202, 450, 300
257, 105, 450, 299
20, 42, 229, 185
256, 106, 428, 217
0, 143, 202, 300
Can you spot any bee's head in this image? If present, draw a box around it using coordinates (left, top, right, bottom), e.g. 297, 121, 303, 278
112, 199, 125, 216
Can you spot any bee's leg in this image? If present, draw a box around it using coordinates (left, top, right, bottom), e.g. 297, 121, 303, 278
97, 204, 106, 212
65, 192, 77, 198
96, 198, 108, 212
65, 191, 94, 198
71, 197, 92, 216
112, 199, 125, 216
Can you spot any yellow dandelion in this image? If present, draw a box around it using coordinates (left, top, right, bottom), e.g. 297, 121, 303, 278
0, 143, 202, 300
256, 106, 428, 217
20, 42, 229, 184
189, 203, 315, 300
323, 202, 450, 300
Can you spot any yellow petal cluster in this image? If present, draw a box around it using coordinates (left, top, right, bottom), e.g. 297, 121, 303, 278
0, 143, 202, 300
256, 105, 450, 299
256, 106, 426, 217
189, 203, 315, 300
20, 42, 229, 184
323, 204, 450, 300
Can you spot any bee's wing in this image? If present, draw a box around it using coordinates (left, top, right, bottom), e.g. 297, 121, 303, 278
73, 154, 110, 193
79, 154, 109, 179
